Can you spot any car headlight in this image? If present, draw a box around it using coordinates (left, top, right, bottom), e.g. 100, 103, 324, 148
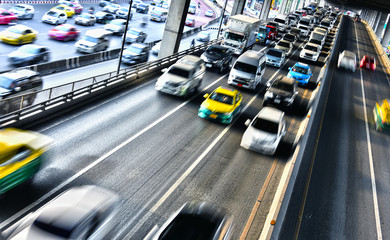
264, 91, 273, 98
223, 112, 232, 117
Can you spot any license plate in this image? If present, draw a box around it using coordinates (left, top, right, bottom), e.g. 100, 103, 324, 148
210, 114, 217, 119
206, 63, 212, 68
274, 99, 281, 104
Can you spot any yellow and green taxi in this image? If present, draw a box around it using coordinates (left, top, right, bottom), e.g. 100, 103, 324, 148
51, 4, 75, 17
373, 99, 390, 131
198, 86, 242, 124
0, 24, 38, 45
0, 128, 53, 195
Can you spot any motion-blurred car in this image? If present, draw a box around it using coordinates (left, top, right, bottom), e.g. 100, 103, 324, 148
337, 50, 356, 72
136, 3, 149, 13
104, 19, 126, 35
155, 55, 205, 97
48, 24, 79, 41
196, 31, 211, 42
116, 6, 133, 19
185, 17, 195, 27
200, 44, 233, 73
360, 55, 376, 71
51, 4, 75, 17
75, 29, 110, 53
103, 3, 120, 13
63, 1, 83, 14
121, 43, 149, 65
0, 9, 18, 25
275, 39, 293, 57
9, 4, 34, 20
373, 99, 390, 131
0, 128, 52, 195
99, 0, 116, 7
74, 12, 96, 25
95, 11, 115, 23
1, 185, 120, 239
287, 62, 312, 87
263, 75, 298, 110
205, 9, 214, 17
198, 86, 242, 124
151, 41, 160, 55
240, 107, 286, 155
125, 28, 147, 43
265, 48, 285, 68
144, 201, 233, 240
0, 24, 37, 45
42, 10, 67, 25
8, 44, 50, 66
131, 0, 143, 8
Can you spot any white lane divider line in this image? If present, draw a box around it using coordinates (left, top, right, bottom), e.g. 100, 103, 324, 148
0, 75, 226, 231
355, 21, 383, 240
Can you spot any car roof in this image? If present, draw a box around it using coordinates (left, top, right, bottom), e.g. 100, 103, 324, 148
267, 48, 284, 53
274, 75, 295, 85
9, 24, 31, 30
257, 107, 284, 123
0, 128, 40, 153
294, 62, 310, 68
341, 50, 356, 58
171, 62, 196, 71
178, 55, 203, 65
208, 44, 229, 51
237, 50, 265, 66
130, 42, 147, 48
214, 86, 239, 97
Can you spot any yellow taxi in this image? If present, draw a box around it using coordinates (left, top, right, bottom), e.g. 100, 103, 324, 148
51, 4, 75, 17
198, 86, 242, 124
0, 24, 38, 45
373, 99, 390, 131
0, 128, 53, 195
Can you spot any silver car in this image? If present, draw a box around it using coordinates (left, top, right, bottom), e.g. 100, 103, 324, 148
1, 185, 120, 240
9, 4, 34, 20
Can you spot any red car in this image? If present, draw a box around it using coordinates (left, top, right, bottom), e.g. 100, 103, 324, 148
48, 24, 79, 41
0, 9, 18, 25
185, 17, 195, 27
360, 55, 376, 71
64, 2, 83, 14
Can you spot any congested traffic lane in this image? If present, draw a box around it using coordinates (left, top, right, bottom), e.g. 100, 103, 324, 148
0, 24, 326, 239
290, 16, 390, 240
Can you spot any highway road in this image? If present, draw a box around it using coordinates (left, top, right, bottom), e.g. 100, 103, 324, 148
279, 17, 390, 240
0, 20, 327, 239
0, 0, 217, 73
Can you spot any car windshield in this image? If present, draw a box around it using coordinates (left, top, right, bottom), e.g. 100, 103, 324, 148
168, 67, 190, 78
159, 214, 219, 240
311, 32, 324, 39
292, 66, 309, 74
56, 6, 65, 10
8, 27, 23, 34
111, 20, 123, 26
47, 11, 60, 16
321, 21, 330, 27
209, 92, 233, 105
13, 5, 26, 10
274, 18, 285, 24
33, 218, 72, 238
267, 49, 282, 58
55, 25, 70, 31
233, 61, 257, 74
273, 81, 293, 92
299, 26, 308, 30
128, 30, 140, 35
291, 29, 300, 34
83, 36, 98, 43
304, 45, 318, 51
309, 39, 321, 45
252, 118, 278, 134
0, 76, 13, 89
18, 45, 39, 54
283, 34, 294, 40
139, 4, 147, 7
79, 13, 91, 19
198, 32, 209, 37
224, 31, 244, 42
126, 45, 142, 54
278, 41, 290, 48
119, 7, 127, 11
206, 46, 227, 57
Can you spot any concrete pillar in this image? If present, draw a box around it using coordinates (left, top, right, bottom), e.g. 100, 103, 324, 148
259, 0, 272, 21
158, 0, 191, 59
374, 12, 382, 33
370, 11, 377, 28
380, 13, 390, 46
231, 0, 246, 16
279, 0, 288, 15
290, 0, 299, 11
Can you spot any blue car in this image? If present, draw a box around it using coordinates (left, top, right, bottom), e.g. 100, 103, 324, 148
287, 62, 312, 87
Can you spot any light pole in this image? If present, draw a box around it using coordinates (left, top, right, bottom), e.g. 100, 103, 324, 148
117, 0, 134, 75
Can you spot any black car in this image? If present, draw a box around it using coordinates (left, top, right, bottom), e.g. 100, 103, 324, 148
263, 75, 298, 111
282, 33, 297, 45
121, 43, 149, 65
136, 3, 149, 13
8, 44, 50, 67
144, 201, 233, 240
95, 11, 115, 23
200, 44, 233, 73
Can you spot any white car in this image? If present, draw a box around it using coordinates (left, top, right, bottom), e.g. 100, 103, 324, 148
275, 40, 293, 57
103, 3, 120, 13
205, 9, 213, 17
74, 13, 96, 26
1, 185, 120, 240
300, 42, 321, 62
240, 107, 286, 155
151, 41, 160, 55
9, 4, 35, 20
104, 19, 126, 35
337, 50, 357, 72
41, 10, 67, 25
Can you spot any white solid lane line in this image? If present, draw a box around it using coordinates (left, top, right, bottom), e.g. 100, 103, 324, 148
354, 21, 383, 240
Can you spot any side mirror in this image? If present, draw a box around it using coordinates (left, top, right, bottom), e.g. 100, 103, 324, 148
245, 119, 251, 126
203, 93, 209, 98
14, 87, 21, 92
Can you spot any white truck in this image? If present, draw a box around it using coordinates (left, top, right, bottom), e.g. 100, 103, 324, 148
222, 14, 261, 55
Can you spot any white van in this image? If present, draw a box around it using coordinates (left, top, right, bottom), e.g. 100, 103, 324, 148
298, 16, 314, 31
149, 7, 168, 22
228, 50, 266, 90
274, 15, 288, 32
309, 30, 326, 46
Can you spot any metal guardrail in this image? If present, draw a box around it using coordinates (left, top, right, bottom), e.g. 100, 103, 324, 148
0, 39, 221, 127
